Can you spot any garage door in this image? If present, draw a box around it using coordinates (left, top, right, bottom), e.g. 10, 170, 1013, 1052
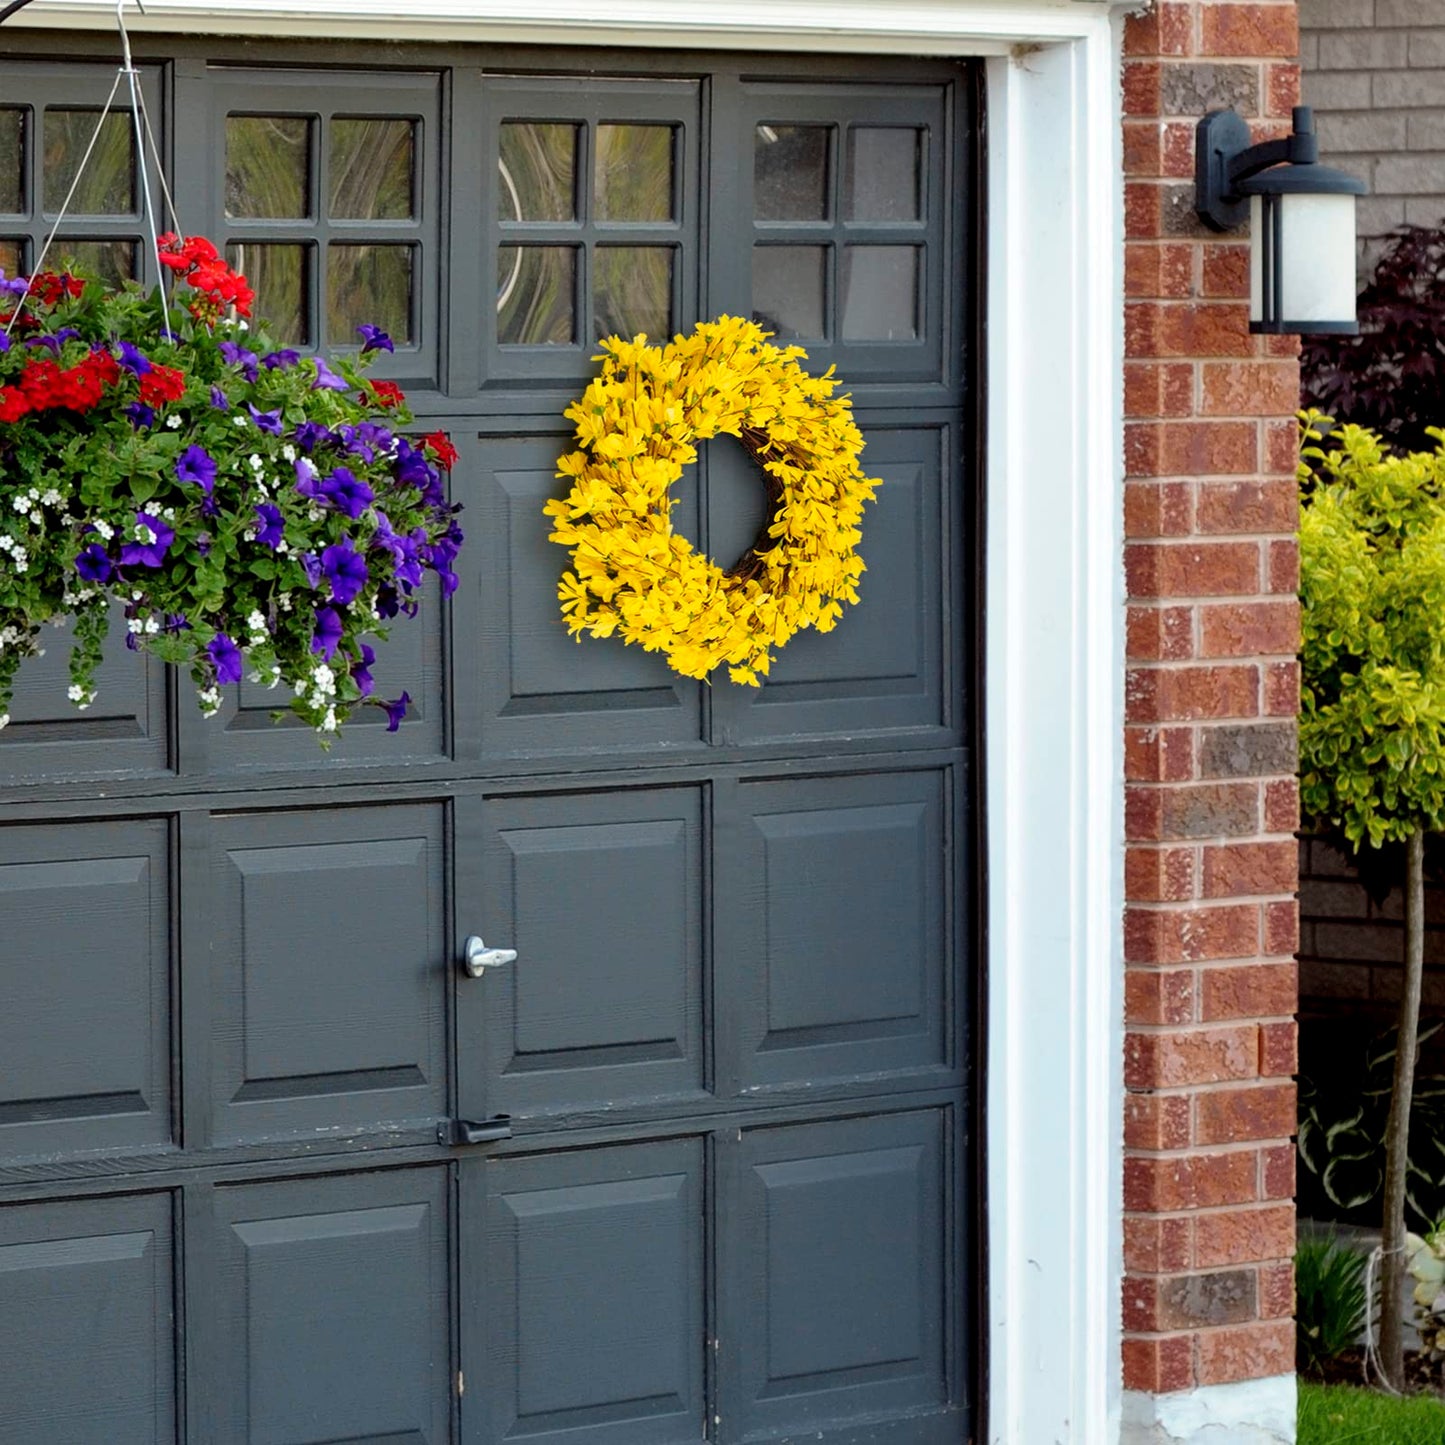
0, 39, 978, 1444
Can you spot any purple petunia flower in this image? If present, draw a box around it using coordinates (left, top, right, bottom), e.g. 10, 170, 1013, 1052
210, 385, 228, 410
124, 401, 155, 429
334, 421, 393, 464
218, 341, 259, 382
292, 421, 329, 453
117, 340, 152, 376
311, 358, 349, 392
318, 466, 374, 520
118, 512, 175, 569
175, 444, 217, 493
293, 457, 323, 500
206, 632, 244, 685
263, 348, 301, 370
356, 323, 395, 354
253, 502, 284, 549
310, 605, 344, 661
380, 690, 411, 732
300, 551, 322, 589
163, 612, 190, 634
75, 543, 113, 583
375, 584, 399, 620
27, 327, 79, 356
0, 270, 27, 298
321, 539, 368, 605
351, 642, 376, 698
0, 332, 11, 355
247, 403, 283, 436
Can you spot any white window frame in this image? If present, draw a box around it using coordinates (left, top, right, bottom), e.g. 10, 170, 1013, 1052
16, 3, 1129, 1440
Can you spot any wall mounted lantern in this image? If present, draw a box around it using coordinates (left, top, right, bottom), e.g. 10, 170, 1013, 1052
1195, 105, 1366, 336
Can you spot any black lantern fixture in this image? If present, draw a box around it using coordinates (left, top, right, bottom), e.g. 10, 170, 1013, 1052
1196, 105, 1366, 335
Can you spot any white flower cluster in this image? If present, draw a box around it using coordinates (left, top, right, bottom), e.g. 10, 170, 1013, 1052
197, 685, 221, 717
0, 534, 30, 573
65, 683, 95, 710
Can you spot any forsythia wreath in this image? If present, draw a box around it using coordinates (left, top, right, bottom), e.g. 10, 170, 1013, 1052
544, 316, 879, 686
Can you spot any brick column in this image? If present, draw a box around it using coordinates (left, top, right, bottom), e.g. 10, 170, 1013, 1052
1120, 3, 1301, 1439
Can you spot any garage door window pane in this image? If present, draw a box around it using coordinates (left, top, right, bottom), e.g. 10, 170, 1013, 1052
845, 128, 921, 222
497, 245, 575, 345
595, 125, 674, 223
328, 243, 413, 346
841, 245, 917, 341
499, 123, 577, 223
330, 119, 415, 220
227, 115, 311, 220
752, 244, 825, 340
45, 110, 134, 215
0, 240, 24, 277
595, 246, 672, 340
754, 125, 829, 222
0, 111, 24, 215
58, 239, 136, 287
228, 242, 310, 344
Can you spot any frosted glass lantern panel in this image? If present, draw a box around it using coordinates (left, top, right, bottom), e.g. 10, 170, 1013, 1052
1249, 192, 1357, 328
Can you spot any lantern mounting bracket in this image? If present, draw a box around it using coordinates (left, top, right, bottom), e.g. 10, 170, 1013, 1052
1196, 106, 1320, 232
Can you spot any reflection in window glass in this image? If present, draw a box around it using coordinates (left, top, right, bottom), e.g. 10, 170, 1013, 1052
227, 242, 310, 345
595, 125, 674, 223
845, 128, 922, 222
45, 110, 135, 215
56, 239, 136, 287
0, 240, 24, 278
754, 125, 829, 222
328, 243, 413, 347
841, 246, 918, 340
0, 111, 24, 214
497, 245, 575, 344
330, 119, 415, 220
226, 115, 311, 220
752, 244, 826, 340
499, 124, 577, 223
594, 246, 672, 340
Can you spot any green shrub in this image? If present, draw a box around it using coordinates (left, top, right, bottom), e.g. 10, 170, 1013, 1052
1297, 1234, 1368, 1377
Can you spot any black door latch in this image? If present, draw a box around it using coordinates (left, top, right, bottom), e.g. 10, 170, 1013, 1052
439, 1115, 513, 1146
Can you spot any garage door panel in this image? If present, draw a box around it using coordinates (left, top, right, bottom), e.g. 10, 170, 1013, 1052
0, 819, 173, 1162
0, 606, 171, 782
210, 805, 447, 1145
717, 771, 949, 1093
210, 1167, 450, 1445
0, 1191, 177, 1445
464, 1138, 704, 1445
473, 434, 704, 756
719, 1111, 949, 1442
460, 788, 705, 1118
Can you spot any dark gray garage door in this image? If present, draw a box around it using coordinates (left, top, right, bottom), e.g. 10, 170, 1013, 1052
0, 38, 978, 1444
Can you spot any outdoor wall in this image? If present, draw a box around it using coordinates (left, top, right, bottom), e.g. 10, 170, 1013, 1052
1121, 1, 1302, 1429
1299, 0, 1445, 277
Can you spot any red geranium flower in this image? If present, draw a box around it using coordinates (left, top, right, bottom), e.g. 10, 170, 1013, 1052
422, 430, 458, 470
370, 380, 406, 409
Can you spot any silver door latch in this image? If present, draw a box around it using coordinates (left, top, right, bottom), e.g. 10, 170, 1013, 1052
461, 934, 517, 977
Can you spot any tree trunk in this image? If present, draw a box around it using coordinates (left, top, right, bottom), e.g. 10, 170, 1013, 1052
1380, 826, 1427, 1389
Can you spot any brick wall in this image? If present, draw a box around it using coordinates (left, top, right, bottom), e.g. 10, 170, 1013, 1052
1300, 0, 1445, 277
1121, 0, 1302, 1402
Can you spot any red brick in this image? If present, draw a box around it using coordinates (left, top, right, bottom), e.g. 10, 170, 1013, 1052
1128, 606, 1195, 663
1201, 961, 1298, 1021
1127, 968, 1197, 1026
1196, 479, 1298, 535
1127, 665, 1259, 723
1202, 841, 1298, 898
1263, 778, 1298, 833
1195, 1319, 1294, 1385
1162, 421, 1260, 475
1125, 1150, 1259, 1212
1201, 4, 1298, 57
1260, 1021, 1298, 1078
1127, 302, 1253, 358
1128, 785, 1165, 842
1127, 844, 1198, 902
1194, 1204, 1295, 1268
1267, 62, 1302, 121
1162, 121, 1195, 179
1125, 1212, 1194, 1272
1122, 1334, 1195, 1394
1268, 539, 1299, 593
1202, 245, 1250, 299
1126, 181, 1163, 240
1126, 903, 1261, 964
1264, 418, 1299, 475
1196, 1082, 1297, 1145
1264, 331, 1301, 360
1124, 122, 1163, 178
1264, 900, 1298, 955
1200, 362, 1302, 418
1124, 1274, 1161, 1332
1160, 782, 1260, 839
1262, 1142, 1296, 1200
1123, 61, 1163, 117
1200, 602, 1299, 659
1126, 542, 1261, 599
1125, 480, 1194, 536
1259, 1262, 1295, 1318
1123, 0, 1193, 58
1264, 661, 1300, 716
1125, 1026, 1261, 1087
1126, 725, 1195, 782
1126, 362, 1195, 419
1127, 243, 1195, 300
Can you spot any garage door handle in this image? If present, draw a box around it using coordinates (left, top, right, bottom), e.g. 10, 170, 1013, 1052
461, 935, 517, 977
440, 1116, 513, 1146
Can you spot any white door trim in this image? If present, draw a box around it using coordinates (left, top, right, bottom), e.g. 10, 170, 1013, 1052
10, 5, 1128, 1440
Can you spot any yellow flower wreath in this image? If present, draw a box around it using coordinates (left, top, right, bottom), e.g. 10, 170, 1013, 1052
545, 316, 880, 685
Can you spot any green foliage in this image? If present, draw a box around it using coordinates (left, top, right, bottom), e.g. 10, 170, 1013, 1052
1296, 1234, 1369, 1377
1298, 1382, 1445, 1443
1405, 1222, 1445, 1361
1300, 412, 1445, 848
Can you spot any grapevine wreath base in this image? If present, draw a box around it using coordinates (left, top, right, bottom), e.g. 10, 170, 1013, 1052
545, 316, 880, 686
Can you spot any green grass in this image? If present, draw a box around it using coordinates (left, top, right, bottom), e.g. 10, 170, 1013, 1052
1300, 1381, 1445, 1443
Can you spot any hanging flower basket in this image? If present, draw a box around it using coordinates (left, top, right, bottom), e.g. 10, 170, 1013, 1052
0, 235, 461, 740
